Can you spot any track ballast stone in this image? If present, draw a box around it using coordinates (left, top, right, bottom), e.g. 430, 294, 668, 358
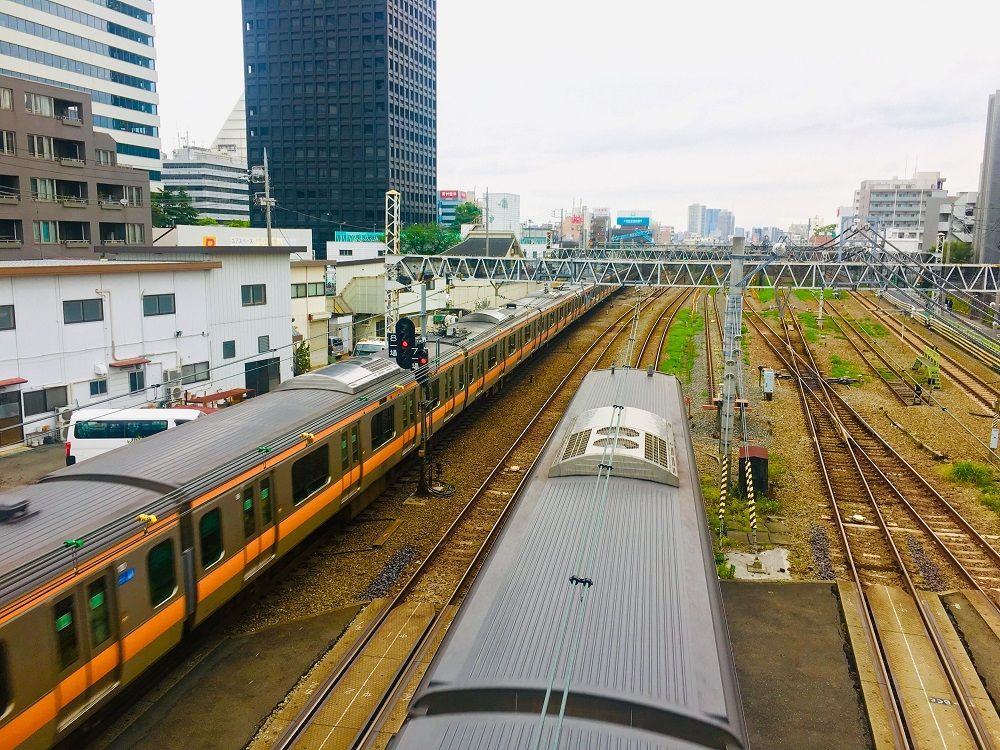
809, 524, 835, 580
905, 535, 947, 592
362, 545, 419, 599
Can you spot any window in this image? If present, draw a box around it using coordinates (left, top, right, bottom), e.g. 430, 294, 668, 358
63, 298, 103, 323
307, 282, 325, 297
125, 185, 143, 206
142, 293, 175, 316
371, 405, 395, 450
181, 361, 209, 384
87, 579, 111, 647
241, 284, 266, 306
34, 220, 58, 243
23, 386, 67, 416
242, 487, 256, 539
31, 177, 56, 201
0, 305, 13, 331
0, 642, 10, 714
487, 346, 498, 369
96, 149, 114, 166
54, 596, 78, 670
290, 283, 306, 299
89, 379, 107, 396
222, 340, 236, 359
340, 429, 350, 470
0, 87, 10, 110
292, 445, 329, 505
199, 509, 224, 568
73, 419, 167, 439
508, 335, 516, 356
0, 130, 14, 155
25, 92, 54, 117
258, 335, 270, 353
260, 477, 273, 526
148, 539, 176, 607
128, 369, 145, 393
27, 134, 53, 159
126, 223, 144, 243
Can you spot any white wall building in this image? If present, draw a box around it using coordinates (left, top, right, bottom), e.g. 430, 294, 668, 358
326, 239, 385, 261
0, 0, 161, 180
155, 224, 313, 252
211, 94, 248, 164
479, 193, 521, 237
291, 259, 335, 368
162, 146, 250, 223
853, 172, 947, 252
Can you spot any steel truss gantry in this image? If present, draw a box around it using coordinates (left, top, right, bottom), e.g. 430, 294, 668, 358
390, 255, 1000, 293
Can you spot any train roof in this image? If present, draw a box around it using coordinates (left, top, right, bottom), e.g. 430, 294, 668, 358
407, 369, 745, 750
0, 285, 592, 606
391, 714, 711, 749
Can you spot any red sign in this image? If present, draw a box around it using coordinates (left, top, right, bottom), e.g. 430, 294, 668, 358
571, 215, 583, 225
439, 190, 466, 200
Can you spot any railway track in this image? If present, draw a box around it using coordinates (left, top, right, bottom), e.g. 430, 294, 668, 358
747, 309, 1000, 749
853, 293, 1000, 413
272, 290, 675, 750
635, 287, 695, 370
826, 300, 922, 406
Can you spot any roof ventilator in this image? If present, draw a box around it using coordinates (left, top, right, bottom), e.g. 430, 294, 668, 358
550, 406, 679, 486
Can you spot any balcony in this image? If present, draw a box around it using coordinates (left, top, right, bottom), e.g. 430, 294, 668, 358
0, 176, 19, 205
59, 221, 90, 247
97, 183, 142, 209
99, 222, 142, 245
57, 180, 88, 208
54, 138, 85, 165
0, 219, 22, 248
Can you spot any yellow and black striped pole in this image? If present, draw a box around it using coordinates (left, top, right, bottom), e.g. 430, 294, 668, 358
744, 450, 757, 550
718, 453, 730, 539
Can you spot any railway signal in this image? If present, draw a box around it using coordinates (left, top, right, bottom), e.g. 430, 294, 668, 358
414, 346, 430, 386
392, 317, 417, 369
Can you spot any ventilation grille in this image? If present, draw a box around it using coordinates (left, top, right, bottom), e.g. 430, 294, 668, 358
645, 433, 673, 469
595, 437, 639, 449
597, 426, 639, 437
563, 429, 592, 460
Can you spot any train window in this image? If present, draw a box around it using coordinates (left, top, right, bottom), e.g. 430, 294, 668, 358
430, 379, 441, 407
0, 642, 10, 714
371, 405, 395, 450
53, 596, 79, 670
148, 539, 176, 608
260, 478, 273, 526
457, 363, 464, 389
340, 429, 349, 470
199, 509, 224, 569
488, 346, 497, 369
292, 445, 330, 505
508, 335, 516, 355
351, 425, 360, 464
444, 371, 453, 399
408, 393, 416, 425
243, 487, 256, 539
87, 579, 111, 647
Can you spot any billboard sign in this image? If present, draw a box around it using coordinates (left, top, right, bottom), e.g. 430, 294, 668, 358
334, 231, 385, 243
439, 190, 467, 201
617, 216, 651, 228
592, 207, 610, 218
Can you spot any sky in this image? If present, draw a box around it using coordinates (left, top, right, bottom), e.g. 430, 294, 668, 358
155, 0, 1000, 230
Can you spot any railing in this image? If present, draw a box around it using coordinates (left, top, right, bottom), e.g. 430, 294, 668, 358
0, 239, 22, 248
57, 115, 82, 127
63, 238, 91, 247
101, 239, 127, 245
59, 156, 86, 167
60, 196, 88, 208
0, 194, 19, 205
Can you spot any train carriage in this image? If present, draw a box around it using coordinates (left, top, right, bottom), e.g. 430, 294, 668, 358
0, 283, 613, 749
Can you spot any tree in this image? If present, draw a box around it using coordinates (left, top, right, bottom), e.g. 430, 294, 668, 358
451, 201, 482, 229
194, 217, 219, 226
400, 223, 460, 254
224, 219, 251, 228
943, 239, 973, 264
812, 223, 837, 237
293, 341, 311, 376
151, 187, 199, 227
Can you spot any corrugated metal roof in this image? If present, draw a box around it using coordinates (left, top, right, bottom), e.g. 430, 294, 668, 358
392, 715, 705, 749
411, 369, 745, 749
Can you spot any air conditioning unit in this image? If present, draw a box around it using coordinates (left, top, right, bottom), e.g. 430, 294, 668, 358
163, 369, 181, 386
169, 386, 184, 402
57, 406, 74, 440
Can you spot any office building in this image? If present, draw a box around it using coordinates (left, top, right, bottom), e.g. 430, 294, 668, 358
437, 189, 473, 226
0, 0, 161, 180
853, 171, 947, 252
716, 209, 735, 240
975, 91, 1000, 264
687, 203, 705, 235
242, 0, 438, 258
0, 74, 151, 260
162, 146, 250, 224
212, 95, 248, 164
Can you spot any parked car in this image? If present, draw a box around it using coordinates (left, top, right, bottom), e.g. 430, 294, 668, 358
65, 407, 209, 465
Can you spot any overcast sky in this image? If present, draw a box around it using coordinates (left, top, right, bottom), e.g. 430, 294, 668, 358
155, 0, 1000, 230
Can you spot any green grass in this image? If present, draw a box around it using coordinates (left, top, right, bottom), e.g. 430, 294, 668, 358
756, 288, 775, 303
660, 308, 704, 382
797, 312, 820, 342
948, 296, 971, 315
949, 461, 994, 487
793, 289, 819, 301
857, 317, 888, 338
830, 355, 861, 379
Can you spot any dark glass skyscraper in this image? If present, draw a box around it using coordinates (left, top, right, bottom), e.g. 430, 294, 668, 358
242, 0, 437, 257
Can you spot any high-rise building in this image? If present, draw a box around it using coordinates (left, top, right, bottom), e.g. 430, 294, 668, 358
162, 146, 250, 224
242, 1, 438, 258
212, 95, 248, 165
687, 203, 705, 235
853, 171, 946, 252
716, 209, 735, 240
703, 207, 720, 238
975, 91, 1000, 264
437, 189, 474, 226
0, 0, 161, 181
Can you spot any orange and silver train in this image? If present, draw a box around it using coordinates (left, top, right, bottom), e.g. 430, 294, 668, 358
0, 283, 613, 749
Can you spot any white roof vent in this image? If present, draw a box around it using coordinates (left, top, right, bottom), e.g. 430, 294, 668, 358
549, 406, 679, 486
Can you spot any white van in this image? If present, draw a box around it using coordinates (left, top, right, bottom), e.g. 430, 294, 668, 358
65, 407, 208, 465
353, 339, 387, 356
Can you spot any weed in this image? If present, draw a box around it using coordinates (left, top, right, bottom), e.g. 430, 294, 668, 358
949, 461, 994, 487
660, 308, 704, 382
793, 289, 818, 302
756, 497, 781, 515
830, 355, 861, 379
981, 492, 1000, 515
756, 289, 775, 303
857, 318, 888, 338
717, 562, 736, 579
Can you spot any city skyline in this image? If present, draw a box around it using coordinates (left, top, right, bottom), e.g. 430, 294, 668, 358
154, 0, 1000, 232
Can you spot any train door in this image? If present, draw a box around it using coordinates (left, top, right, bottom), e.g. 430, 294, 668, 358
51, 571, 119, 729
340, 422, 361, 503
444, 368, 455, 420
241, 472, 277, 580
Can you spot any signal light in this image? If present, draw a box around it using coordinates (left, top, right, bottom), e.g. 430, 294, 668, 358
393, 317, 417, 369
414, 346, 430, 386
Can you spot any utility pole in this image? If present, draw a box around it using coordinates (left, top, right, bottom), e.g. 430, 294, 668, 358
484, 187, 490, 258
262, 148, 273, 246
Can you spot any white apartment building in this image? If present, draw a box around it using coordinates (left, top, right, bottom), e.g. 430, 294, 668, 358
0, 0, 161, 180
922, 192, 977, 262
154, 224, 313, 252
853, 172, 947, 252
479, 193, 521, 237
0, 248, 298, 447
291, 259, 335, 368
162, 146, 250, 223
